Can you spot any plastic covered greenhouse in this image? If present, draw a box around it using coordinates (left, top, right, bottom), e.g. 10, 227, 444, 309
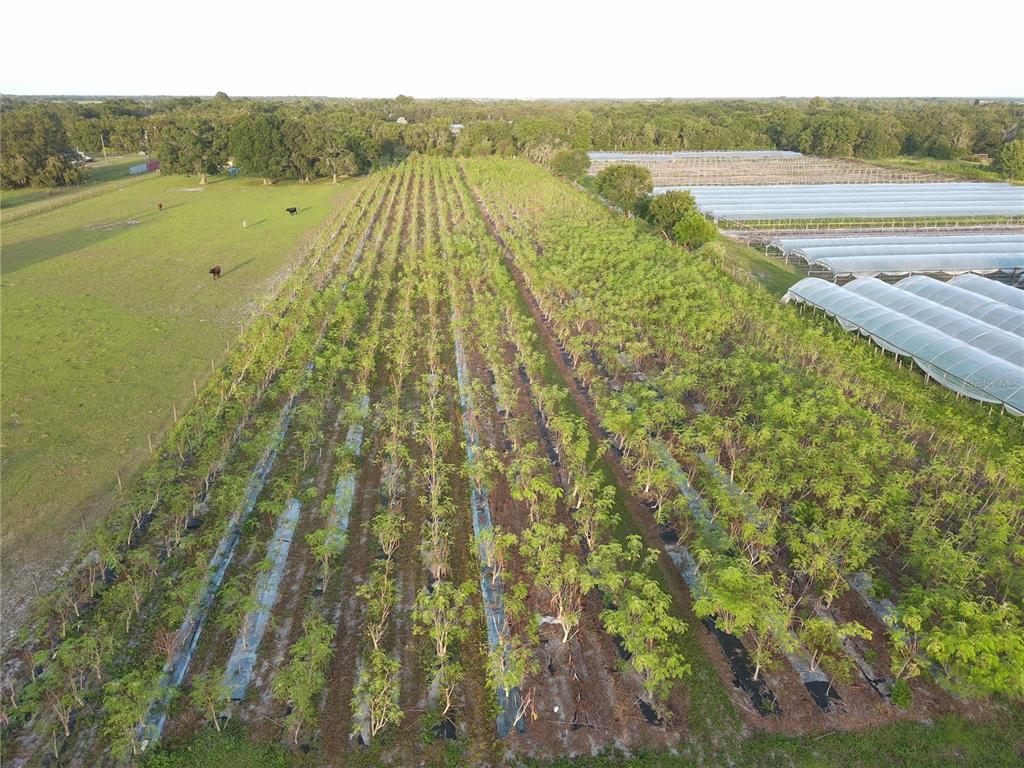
897, 276, 1024, 335
783, 276, 1024, 415
767, 233, 1024, 279
949, 273, 1024, 310
808, 253, 1022, 279
588, 150, 802, 161
654, 182, 1024, 221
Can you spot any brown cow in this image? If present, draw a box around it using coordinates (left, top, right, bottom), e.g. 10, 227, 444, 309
158, 202, 163, 211
209, 265, 222, 279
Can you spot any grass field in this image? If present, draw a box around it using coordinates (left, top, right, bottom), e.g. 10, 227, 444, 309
0, 172, 362, 632
867, 155, 1016, 183
0, 155, 143, 211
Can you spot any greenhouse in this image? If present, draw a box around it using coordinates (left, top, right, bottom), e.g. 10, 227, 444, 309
897, 276, 1024, 335
783, 277, 1024, 415
949, 273, 1024, 310
588, 150, 802, 161
807, 252, 1023, 279
844, 278, 1024, 366
766, 233, 1024, 279
771, 234, 1024, 262
772, 233, 1024, 251
654, 182, 1024, 221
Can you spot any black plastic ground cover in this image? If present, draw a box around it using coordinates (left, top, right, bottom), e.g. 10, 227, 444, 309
805, 679, 841, 711
702, 618, 781, 716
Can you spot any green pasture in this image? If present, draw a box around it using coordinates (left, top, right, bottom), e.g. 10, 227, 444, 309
0, 172, 362, 624
0, 155, 143, 211
868, 155, 1017, 184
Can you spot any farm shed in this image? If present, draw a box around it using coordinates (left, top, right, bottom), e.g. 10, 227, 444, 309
783, 277, 1024, 415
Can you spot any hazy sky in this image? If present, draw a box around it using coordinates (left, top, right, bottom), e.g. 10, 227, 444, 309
3, 0, 1021, 98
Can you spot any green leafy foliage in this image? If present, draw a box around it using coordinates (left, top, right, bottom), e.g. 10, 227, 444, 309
594, 163, 652, 215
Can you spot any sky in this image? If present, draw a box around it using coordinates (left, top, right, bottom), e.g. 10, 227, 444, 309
2, 0, 1021, 98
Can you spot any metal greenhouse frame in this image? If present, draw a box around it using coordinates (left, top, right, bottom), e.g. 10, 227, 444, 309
782, 277, 1024, 415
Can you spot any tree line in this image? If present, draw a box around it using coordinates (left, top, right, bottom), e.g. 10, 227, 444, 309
2, 94, 1022, 188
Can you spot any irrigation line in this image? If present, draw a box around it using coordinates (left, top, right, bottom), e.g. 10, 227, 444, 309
451, 313, 525, 738
138, 387, 302, 747
222, 498, 303, 700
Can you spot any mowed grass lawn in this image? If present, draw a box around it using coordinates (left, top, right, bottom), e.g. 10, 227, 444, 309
1, 172, 363, 628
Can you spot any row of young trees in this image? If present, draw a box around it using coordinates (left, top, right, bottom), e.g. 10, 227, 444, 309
265, 166, 409, 747
4, 95, 1022, 188
435, 157, 690, 713
0, 173, 394, 760
460, 157, 1024, 701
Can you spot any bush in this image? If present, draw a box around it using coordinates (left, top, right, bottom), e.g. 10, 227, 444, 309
647, 190, 698, 234
671, 209, 718, 250
890, 678, 913, 708
995, 139, 1024, 180
549, 148, 589, 180
595, 163, 652, 216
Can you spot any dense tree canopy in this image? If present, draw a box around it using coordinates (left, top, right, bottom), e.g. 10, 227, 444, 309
228, 111, 289, 182
2, 96, 1021, 189
0, 104, 86, 188
150, 114, 225, 183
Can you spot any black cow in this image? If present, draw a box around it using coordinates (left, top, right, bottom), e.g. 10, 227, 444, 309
285, 207, 298, 215
209, 265, 222, 279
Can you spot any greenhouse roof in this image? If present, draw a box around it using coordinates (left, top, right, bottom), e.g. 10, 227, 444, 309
897, 276, 1024, 336
766, 233, 1024, 278
810, 253, 1022, 278
589, 150, 802, 161
949, 273, 1024, 310
773, 233, 1024, 252
782, 277, 1024, 415
655, 182, 1024, 221
844, 278, 1024, 367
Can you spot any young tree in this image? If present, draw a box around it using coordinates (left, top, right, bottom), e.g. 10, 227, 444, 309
190, 671, 231, 732
995, 138, 1024, 180
692, 556, 793, 680
477, 526, 517, 584
789, 515, 874, 608
351, 649, 403, 739
798, 617, 872, 687
520, 522, 590, 643
412, 580, 475, 662
271, 614, 335, 743
371, 508, 405, 560
101, 668, 161, 758
306, 526, 345, 593
588, 537, 689, 703
594, 163, 652, 216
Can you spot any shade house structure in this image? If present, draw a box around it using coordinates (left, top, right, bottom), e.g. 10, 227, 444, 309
653, 182, 1024, 222
783, 275, 1024, 415
768, 233, 1024, 280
